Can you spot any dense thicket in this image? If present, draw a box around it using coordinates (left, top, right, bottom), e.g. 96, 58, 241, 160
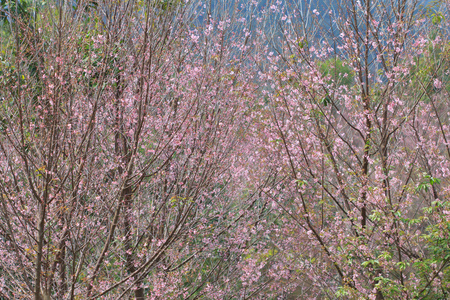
0, 0, 449, 299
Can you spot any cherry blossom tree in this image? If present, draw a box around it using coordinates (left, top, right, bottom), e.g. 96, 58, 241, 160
259, 0, 450, 298
0, 0, 268, 299
1, 0, 450, 299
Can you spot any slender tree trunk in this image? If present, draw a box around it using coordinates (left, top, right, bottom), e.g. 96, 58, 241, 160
35, 203, 46, 300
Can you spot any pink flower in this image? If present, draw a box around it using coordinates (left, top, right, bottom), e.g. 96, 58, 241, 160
434, 79, 443, 89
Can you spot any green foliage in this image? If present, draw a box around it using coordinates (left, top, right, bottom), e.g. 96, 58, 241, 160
152, 0, 183, 12
321, 94, 332, 106
416, 173, 441, 193
298, 38, 308, 49
412, 200, 450, 299
431, 12, 445, 25
318, 57, 354, 87
409, 30, 450, 97
0, 0, 35, 25
72, 1, 99, 12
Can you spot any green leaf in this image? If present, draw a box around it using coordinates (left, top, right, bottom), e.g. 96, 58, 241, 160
396, 261, 407, 271
295, 179, 308, 187
321, 96, 331, 106
298, 39, 308, 49
432, 12, 445, 25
